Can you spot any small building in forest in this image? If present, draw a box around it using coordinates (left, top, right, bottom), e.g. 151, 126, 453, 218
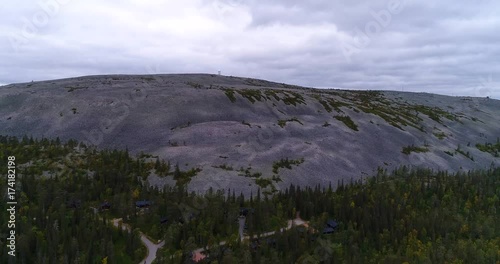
100, 201, 111, 210
239, 207, 254, 216
322, 219, 339, 235
160, 217, 168, 224
135, 200, 151, 208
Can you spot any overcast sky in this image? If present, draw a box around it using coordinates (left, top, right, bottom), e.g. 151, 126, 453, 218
1, 0, 499, 98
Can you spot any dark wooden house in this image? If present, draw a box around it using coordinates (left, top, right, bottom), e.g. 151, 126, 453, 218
100, 201, 111, 210
135, 200, 151, 208
322, 219, 339, 234
239, 207, 254, 216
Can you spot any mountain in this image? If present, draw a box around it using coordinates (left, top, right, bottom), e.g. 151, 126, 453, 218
1, 73, 499, 195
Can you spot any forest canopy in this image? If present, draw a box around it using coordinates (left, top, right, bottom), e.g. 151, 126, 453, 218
0, 135, 499, 263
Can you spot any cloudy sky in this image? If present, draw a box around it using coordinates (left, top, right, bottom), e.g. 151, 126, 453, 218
1, 0, 499, 98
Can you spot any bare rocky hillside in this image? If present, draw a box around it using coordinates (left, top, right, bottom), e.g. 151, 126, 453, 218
1, 74, 499, 196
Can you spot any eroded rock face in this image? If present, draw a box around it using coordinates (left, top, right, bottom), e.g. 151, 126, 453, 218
1, 74, 499, 196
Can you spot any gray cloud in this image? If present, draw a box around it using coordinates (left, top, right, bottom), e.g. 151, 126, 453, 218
0, 0, 498, 98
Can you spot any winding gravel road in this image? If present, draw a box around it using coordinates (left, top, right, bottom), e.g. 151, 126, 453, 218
190, 217, 309, 260
110, 216, 309, 264
111, 219, 164, 264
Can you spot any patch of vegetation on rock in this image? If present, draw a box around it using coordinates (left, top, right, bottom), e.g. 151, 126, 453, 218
272, 158, 305, 174
221, 87, 306, 106
351, 90, 383, 103
281, 91, 306, 106
433, 132, 447, 140
255, 178, 273, 188
271, 175, 282, 182
333, 115, 358, 131
223, 89, 237, 103
212, 164, 234, 171
264, 90, 281, 101
312, 95, 348, 113
455, 145, 475, 161
237, 89, 264, 103
277, 117, 303, 128
357, 105, 407, 131
173, 164, 202, 186
413, 105, 458, 123
402, 145, 429, 155
238, 167, 262, 178
476, 139, 500, 157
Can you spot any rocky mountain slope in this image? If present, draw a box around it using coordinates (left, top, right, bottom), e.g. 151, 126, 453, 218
1, 74, 499, 195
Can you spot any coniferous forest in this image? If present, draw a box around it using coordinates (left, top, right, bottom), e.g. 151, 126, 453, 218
0, 135, 499, 263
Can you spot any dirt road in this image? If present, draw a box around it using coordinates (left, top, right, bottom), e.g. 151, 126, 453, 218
111, 219, 164, 264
